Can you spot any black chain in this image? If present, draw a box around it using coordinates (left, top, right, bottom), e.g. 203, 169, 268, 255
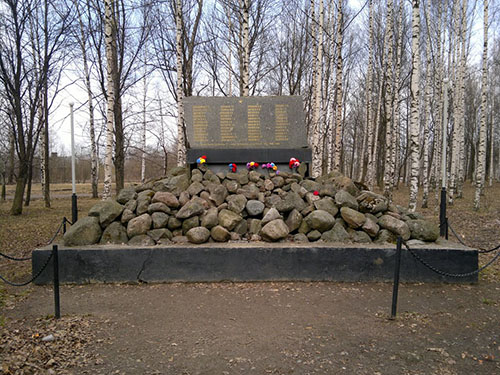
0, 217, 66, 286
403, 241, 500, 278
0, 247, 54, 287
447, 222, 500, 253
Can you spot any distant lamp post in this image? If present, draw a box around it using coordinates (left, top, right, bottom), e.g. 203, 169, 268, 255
440, 79, 448, 238
70, 102, 78, 223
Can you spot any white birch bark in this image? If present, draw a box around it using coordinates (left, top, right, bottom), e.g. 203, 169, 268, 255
457, 0, 468, 198
103, 0, 116, 200
489, 91, 494, 186
408, 0, 421, 212
421, 0, 432, 208
309, 0, 317, 143
141, 74, 147, 183
311, 0, 324, 178
361, 0, 374, 183
383, 0, 394, 200
176, 0, 187, 166
333, 0, 343, 171
326, 0, 335, 174
474, 0, 488, 210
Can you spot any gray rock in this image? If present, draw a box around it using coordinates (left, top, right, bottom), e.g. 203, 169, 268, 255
285, 209, 302, 232
151, 212, 169, 229
319, 184, 337, 198
167, 217, 182, 230
116, 187, 137, 204
406, 219, 439, 242
293, 233, 309, 242
304, 210, 335, 232
152, 191, 180, 208
237, 185, 260, 199
249, 170, 263, 182
340, 207, 366, 229
124, 199, 137, 212
233, 219, 248, 235
88, 200, 124, 227
191, 169, 203, 183
250, 234, 262, 241
136, 190, 154, 215
182, 216, 200, 234
305, 192, 320, 205
147, 228, 172, 242
246, 200, 265, 216
276, 192, 306, 213
264, 194, 282, 208
166, 174, 190, 195
321, 223, 350, 243
297, 162, 307, 177
201, 207, 219, 229
224, 180, 240, 193
148, 202, 171, 214
313, 197, 339, 217
127, 213, 152, 237
298, 220, 310, 234
187, 181, 204, 196
247, 218, 262, 234
301, 180, 321, 192
349, 230, 372, 243
374, 229, 397, 244
264, 179, 274, 191
362, 217, 380, 237
378, 215, 411, 240
300, 205, 315, 217
262, 207, 281, 225
128, 234, 155, 246
332, 175, 359, 197
230, 232, 242, 241
218, 209, 242, 230
100, 222, 128, 244
178, 191, 190, 206
63, 216, 102, 246
236, 172, 249, 185
211, 225, 230, 242
176, 198, 205, 219
307, 230, 322, 241
260, 219, 289, 241
209, 184, 228, 206
271, 176, 285, 188
227, 194, 247, 214
186, 227, 210, 244
121, 209, 136, 224
335, 190, 359, 210
172, 236, 189, 244
357, 191, 389, 214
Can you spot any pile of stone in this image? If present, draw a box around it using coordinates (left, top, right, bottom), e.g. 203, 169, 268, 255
63, 166, 439, 246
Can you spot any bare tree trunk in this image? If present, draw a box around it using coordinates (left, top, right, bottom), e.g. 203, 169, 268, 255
489, 92, 494, 186
141, 74, 147, 183
360, 0, 374, 182
8, 129, 15, 184
457, 0, 468, 198
75, 0, 98, 199
311, 0, 324, 178
383, 0, 395, 201
333, 0, 343, 171
241, 0, 250, 96
421, 0, 432, 208
103, 0, 117, 200
176, 0, 187, 166
474, 0, 488, 210
408, 0, 421, 212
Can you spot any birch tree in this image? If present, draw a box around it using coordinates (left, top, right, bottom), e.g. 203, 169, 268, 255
241, 0, 249, 96
176, 0, 187, 166
103, 0, 117, 200
332, 0, 343, 171
474, 0, 488, 210
408, 0, 420, 212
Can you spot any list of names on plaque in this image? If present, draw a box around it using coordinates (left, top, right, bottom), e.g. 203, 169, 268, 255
220, 105, 236, 142
247, 104, 262, 142
275, 104, 289, 142
193, 105, 209, 144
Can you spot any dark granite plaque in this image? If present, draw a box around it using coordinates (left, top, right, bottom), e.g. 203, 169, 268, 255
184, 96, 308, 149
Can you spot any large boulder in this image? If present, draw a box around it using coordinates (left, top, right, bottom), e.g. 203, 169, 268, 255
88, 200, 124, 227
116, 187, 137, 204
218, 209, 242, 231
285, 209, 302, 232
211, 225, 231, 242
187, 181, 205, 196
361, 217, 380, 237
127, 213, 152, 238
176, 198, 205, 219
136, 190, 154, 215
304, 210, 335, 232
227, 194, 247, 214
407, 219, 439, 242
378, 215, 411, 240
262, 207, 281, 225
246, 200, 265, 217
276, 192, 306, 213
152, 191, 179, 208
128, 234, 155, 246
357, 191, 388, 214
162, 174, 190, 195
260, 219, 289, 241
151, 212, 169, 229
321, 223, 350, 243
186, 227, 210, 244
63, 216, 102, 246
201, 207, 219, 229
313, 197, 338, 217
100, 222, 128, 244
340, 207, 366, 229
335, 190, 359, 211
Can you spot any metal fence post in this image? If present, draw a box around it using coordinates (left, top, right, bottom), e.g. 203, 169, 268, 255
390, 237, 403, 319
53, 244, 61, 319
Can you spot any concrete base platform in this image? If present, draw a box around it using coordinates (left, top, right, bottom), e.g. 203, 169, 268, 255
32, 242, 478, 284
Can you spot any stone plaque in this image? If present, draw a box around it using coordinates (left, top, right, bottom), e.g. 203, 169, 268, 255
184, 96, 308, 149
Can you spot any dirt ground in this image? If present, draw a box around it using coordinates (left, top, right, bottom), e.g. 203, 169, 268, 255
1, 182, 500, 374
